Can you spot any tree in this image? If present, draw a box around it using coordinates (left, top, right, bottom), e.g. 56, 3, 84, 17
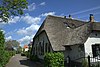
17, 46, 22, 53
0, 0, 28, 22
5, 40, 20, 50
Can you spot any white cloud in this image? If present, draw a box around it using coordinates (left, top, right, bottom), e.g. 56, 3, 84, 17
17, 24, 39, 45
0, 16, 20, 26
39, 2, 46, 6
26, 24, 40, 32
17, 24, 40, 35
41, 12, 56, 17
17, 28, 27, 35
21, 14, 41, 24
18, 35, 34, 45
6, 36, 12, 41
0, 29, 5, 34
18, 36, 30, 45
26, 2, 46, 11
4, 13, 41, 25
8, 16, 20, 24
28, 3, 36, 11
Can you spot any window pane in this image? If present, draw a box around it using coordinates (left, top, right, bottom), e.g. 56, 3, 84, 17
92, 44, 100, 57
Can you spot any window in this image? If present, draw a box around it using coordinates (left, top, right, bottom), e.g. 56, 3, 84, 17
92, 44, 100, 57
45, 43, 48, 53
63, 22, 70, 28
48, 44, 51, 52
95, 34, 97, 36
39, 42, 41, 55
35, 44, 37, 55
41, 41, 44, 55
78, 45, 84, 52
42, 41, 44, 55
37, 44, 39, 55
65, 46, 72, 51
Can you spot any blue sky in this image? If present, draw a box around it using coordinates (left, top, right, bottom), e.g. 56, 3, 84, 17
0, 0, 100, 47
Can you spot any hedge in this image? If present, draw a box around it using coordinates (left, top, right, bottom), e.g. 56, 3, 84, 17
44, 52, 64, 67
0, 30, 16, 67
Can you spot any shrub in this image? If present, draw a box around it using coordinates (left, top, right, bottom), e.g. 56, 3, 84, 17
30, 55, 39, 61
44, 52, 64, 67
0, 50, 12, 67
21, 51, 30, 58
27, 47, 32, 58
82, 59, 88, 67
9, 51, 16, 56
0, 30, 7, 67
0, 30, 16, 67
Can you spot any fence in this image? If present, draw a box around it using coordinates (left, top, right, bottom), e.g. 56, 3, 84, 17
65, 55, 100, 67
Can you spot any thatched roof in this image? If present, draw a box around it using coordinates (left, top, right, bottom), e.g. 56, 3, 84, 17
92, 22, 100, 31
65, 23, 92, 45
33, 15, 100, 51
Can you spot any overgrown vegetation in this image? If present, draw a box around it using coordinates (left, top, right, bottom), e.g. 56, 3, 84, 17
16, 46, 22, 54
44, 52, 64, 67
0, 30, 15, 67
82, 59, 88, 67
22, 46, 32, 58
26, 47, 31, 58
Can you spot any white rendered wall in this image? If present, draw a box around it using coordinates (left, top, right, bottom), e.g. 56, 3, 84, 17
84, 31, 100, 57
25, 48, 29, 51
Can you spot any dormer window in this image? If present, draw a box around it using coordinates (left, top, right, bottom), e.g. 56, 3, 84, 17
71, 23, 76, 28
63, 22, 70, 28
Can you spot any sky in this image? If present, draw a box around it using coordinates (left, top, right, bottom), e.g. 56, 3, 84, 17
0, 0, 100, 47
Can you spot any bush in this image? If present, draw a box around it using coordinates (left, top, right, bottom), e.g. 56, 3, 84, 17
0, 30, 16, 67
0, 30, 8, 67
9, 51, 16, 56
22, 51, 28, 57
21, 51, 30, 58
30, 55, 39, 61
3, 51, 10, 66
82, 59, 88, 67
0, 50, 12, 67
44, 52, 64, 67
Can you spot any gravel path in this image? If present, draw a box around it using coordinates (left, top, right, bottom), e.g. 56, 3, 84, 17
6, 54, 43, 67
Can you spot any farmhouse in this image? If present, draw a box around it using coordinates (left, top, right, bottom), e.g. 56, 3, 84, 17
23, 45, 29, 52
31, 14, 100, 62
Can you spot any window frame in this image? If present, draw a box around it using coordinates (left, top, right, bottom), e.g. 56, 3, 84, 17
92, 44, 100, 57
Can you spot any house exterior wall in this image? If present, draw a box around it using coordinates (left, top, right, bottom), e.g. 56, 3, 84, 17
64, 44, 85, 62
24, 48, 29, 51
84, 31, 100, 57
32, 31, 53, 59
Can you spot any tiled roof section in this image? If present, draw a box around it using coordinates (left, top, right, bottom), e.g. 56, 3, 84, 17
24, 45, 28, 48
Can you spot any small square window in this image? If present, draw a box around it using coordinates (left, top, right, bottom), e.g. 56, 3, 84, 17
92, 44, 100, 57
65, 46, 72, 51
